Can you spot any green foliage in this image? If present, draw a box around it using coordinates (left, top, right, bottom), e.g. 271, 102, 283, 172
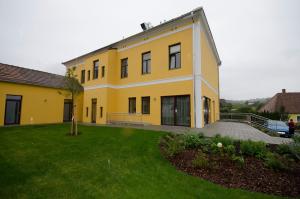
264, 152, 286, 171
240, 140, 267, 158
224, 145, 235, 155
293, 135, 300, 143
192, 151, 209, 168
212, 135, 234, 147
183, 134, 202, 149
210, 143, 221, 154
231, 155, 245, 167
163, 134, 185, 157
276, 144, 291, 155
288, 143, 300, 160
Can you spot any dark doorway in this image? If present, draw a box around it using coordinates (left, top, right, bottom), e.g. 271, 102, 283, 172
91, 98, 97, 123
161, 95, 190, 126
63, 100, 72, 122
4, 95, 22, 125
203, 97, 211, 125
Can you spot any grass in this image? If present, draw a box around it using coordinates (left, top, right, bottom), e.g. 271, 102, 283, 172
0, 124, 286, 199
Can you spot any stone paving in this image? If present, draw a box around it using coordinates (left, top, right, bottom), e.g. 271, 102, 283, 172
83, 121, 292, 144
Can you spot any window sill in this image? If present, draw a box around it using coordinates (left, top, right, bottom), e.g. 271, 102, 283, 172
168, 67, 181, 70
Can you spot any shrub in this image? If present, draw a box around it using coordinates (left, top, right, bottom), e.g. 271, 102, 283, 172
183, 134, 202, 149
192, 151, 209, 168
210, 143, 221, 154
212, 135, 234, 147
264, 152, 286, 171
199, 138, 213, 153
231, 155, 245, 167
276, 144, 291, 155
224, 145, 236, 155
289, 143, 300, 160
162, 134, 185, 157
240, 140, 267, 158
293, 135, 300, 143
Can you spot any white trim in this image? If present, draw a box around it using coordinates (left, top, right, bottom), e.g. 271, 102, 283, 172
201, 77, 219, 95
117, 25, 193, 52
84, 75, 193, 90
193, 19, 202, 128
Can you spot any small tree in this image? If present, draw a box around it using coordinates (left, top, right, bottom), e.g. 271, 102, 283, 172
64, 67, 83, 136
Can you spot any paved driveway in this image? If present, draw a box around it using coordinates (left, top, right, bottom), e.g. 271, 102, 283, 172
200, 122, 292, 144
85, 121, 292, 144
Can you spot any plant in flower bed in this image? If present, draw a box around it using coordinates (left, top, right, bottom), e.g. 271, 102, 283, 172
160, 133, 300, 197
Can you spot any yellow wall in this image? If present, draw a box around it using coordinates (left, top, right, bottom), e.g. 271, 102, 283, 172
201, 31, 220, 123
289, 114, 300, 123
0, 82, 83, 126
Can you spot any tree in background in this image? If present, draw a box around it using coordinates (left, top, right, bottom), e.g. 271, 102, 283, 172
64, 67, 83, 136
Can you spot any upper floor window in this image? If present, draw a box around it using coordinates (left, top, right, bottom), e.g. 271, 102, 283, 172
141, 96, 150, 114
93, 60, 99, 79
101, 66, 105, 78
88, 70, 91, 81
169, 43, 181, 69
142, 52, 151, 74
81, 70, 85, 83
128, 97, 136, 113
121, 58, 128, 78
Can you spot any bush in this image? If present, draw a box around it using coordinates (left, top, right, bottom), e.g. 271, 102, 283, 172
162, 134, 185, 157
224, 145, 236, 155
264, 152, 286, 171
240, 140, 267, 158
231, 155, 245, 167
289, 143, 300, 160
212, 135, 234, 147
276, 144, 291, 155
183, 134, 202, 149
210, 143, 221, 154
293, 135, 300, 143
192, 151, 209, 168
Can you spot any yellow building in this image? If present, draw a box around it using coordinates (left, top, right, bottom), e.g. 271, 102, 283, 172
63, 7, 221, 128
0, 63, 82, 126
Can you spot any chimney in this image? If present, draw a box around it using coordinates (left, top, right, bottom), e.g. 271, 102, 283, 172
282, 89, 286, 94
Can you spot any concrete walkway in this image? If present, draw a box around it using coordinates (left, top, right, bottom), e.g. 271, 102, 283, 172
83, 121, 292, 144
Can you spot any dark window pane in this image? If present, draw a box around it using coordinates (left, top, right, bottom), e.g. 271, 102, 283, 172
121, 58, 128, 78
170, 55, 176, 69
93, 60, 99, 79
81, 70, 85, 83
142, 97, 150, 114
129, 98, 136, 113
101, 66, 105, 77
175, 53, 181, 68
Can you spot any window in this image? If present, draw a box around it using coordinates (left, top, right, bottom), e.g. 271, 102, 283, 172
141, 96, 150, 114
88, 70, 90, 81
128, 97, 136, 113
142, 52, 151, 74
169, 43, 181, 69
101, 66, 105, 78
93, 60, 99, 79
81, 70, 85, 83
297, 116, 300, 122
121, 58, 128, 78
100, 107, 103, 118
86, 107, 89, 117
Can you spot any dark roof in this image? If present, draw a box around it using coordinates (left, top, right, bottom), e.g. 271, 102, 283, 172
259, 92, 300, 114
62, 7, 221, 66
0, 63, 66, 89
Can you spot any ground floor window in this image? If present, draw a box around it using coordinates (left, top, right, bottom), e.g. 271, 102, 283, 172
63, 99, 72, 122
203, 96, 211, 125
128, 97, 136, 113
142, 96, 150, 114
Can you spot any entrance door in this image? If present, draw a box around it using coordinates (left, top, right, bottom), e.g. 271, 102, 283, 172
4, 95, 22, 125
91, 99, 97, 123
203, 97, 210, 125
63, 100, 72, 122
161, 95, 190, 126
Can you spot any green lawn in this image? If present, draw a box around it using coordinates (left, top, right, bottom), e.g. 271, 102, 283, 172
0, 124, 285, 199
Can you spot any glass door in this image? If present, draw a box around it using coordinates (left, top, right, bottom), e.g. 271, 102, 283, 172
5, 95, 22, 125
161, 95, 190, 126
175, 96, 190, 126
63, 100, 72, 122
161, 96, 175, 125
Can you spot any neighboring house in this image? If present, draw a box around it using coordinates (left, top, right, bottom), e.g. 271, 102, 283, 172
63, 7, 221, 128
0, 63, 83, 126
259, 89, 300, 123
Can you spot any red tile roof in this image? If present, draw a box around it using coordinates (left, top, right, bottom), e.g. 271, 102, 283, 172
259, 92, 300, 114
0, 63, 66, 89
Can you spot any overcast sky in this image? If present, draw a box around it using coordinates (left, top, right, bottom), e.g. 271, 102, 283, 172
0, 0, 299, 100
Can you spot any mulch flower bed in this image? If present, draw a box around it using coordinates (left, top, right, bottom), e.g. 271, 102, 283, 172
163, 148, 300, 198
